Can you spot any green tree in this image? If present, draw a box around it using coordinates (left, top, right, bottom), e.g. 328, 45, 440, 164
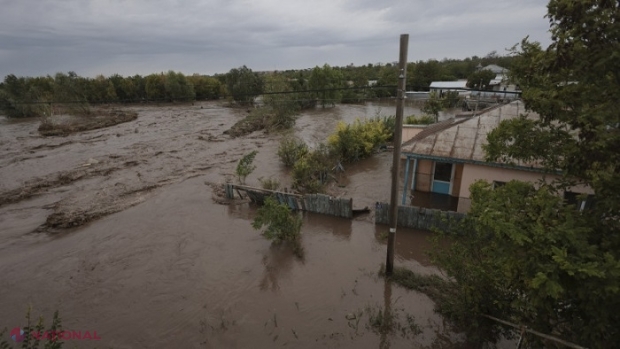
130, 74, 147, 101
408, 60, 446, 91
52, 72, 90, 115
421, 91, 443, 122
108, 74, 129, 102
145, 73, 166, 101
0, 75, 53, 117
376, 65, 397, 97
262, 73, 299, 129
432, 1, 620, 347
164, 71, 195, 102
252, 196, 303, 257
308, 64, 344, 108
188, 74, 221, 100
236, 151, 258, 184
225, 66, 263, 105
87, 75, 117, 103
466, 69, 495, 90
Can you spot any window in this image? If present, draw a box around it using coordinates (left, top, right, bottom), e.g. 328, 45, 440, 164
564, 191, 596, 211
433, 162, 453, 182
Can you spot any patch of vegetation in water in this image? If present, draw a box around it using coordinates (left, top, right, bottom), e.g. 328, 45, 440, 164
38, 109, 138, 137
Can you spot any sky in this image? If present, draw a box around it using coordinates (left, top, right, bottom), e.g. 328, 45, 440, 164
0, 0, 552, 79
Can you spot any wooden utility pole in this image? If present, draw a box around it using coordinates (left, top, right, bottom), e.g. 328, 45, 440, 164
386, 34, 409, 275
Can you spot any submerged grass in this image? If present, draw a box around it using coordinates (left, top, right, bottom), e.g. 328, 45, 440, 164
380, 265, 452, 307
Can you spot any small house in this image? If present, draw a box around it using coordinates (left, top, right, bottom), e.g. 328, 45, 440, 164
428, 80, 469, 97
400, 100, 592, 213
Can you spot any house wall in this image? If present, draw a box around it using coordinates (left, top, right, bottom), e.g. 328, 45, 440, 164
412, 161, 463, 195
451, 164, 464, 197
456, 163, 594, 213
414, 160, 433, 192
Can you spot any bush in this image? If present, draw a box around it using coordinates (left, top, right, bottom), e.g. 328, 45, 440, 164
442, 91, 462, 108
252, 196, 303, 257
225, 105, 298, 137
369, 115, 396, 141
277, 137, 309, 168
327, 118, 391, 163
291, 144, 333, 193
404, 114, 435, 125
259, 177, 281, 191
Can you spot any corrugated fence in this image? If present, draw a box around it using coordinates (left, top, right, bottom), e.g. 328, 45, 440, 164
225, 184, 353, 218
374, 202, 465, 231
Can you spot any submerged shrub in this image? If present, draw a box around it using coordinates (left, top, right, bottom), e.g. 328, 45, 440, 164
328, 118, 391, 163
252, 196, 303, 257
404, 114, 435, 125
369, 115, 396, 141
291, 144, 333, 193
259, 177, 281, 191
277, 137, 309, 168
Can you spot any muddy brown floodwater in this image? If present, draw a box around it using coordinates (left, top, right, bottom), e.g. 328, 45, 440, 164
0, 102, 465, 348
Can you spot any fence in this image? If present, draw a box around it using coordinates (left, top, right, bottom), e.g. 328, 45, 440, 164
374, 202, 465, 231
225, 184, 353, 218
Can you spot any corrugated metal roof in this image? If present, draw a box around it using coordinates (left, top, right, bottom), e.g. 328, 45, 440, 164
429, 80, 468, 89
402, 100, 539, 168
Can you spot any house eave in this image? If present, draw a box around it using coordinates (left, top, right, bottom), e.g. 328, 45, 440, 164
402, 152, 552, 174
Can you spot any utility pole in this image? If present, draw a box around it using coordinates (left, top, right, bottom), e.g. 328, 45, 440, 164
386, 34, 409, 276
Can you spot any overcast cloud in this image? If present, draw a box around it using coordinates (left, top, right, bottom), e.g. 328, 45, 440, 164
0, 0, 552, 78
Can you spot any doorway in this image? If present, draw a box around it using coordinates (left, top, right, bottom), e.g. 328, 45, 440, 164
431, 162, 454, 195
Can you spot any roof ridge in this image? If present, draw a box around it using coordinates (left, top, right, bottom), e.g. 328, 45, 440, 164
401, 118, 459, 146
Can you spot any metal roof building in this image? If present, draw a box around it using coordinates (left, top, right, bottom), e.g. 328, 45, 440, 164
402, 100, 535, 167
429, 80, 468, 90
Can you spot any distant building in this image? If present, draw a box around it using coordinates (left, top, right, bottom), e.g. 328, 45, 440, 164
428, 80, 469, 97
404, 91, 429, 100
478, 64, 518, 92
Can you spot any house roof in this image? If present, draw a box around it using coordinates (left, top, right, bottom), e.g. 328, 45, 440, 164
402, 100, 539, 168
429, 80, 468, 89
481, 64, 508, 74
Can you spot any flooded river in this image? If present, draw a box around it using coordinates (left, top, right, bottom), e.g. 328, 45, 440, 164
0, 102, 464, 348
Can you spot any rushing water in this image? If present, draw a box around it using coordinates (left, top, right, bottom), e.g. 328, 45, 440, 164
0, 101, 466, 348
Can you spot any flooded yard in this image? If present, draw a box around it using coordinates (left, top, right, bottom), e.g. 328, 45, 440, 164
0, 101, 464, 348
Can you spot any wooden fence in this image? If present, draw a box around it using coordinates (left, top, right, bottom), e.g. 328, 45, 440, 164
225, 184, 353, 218
374, 202, 465, 231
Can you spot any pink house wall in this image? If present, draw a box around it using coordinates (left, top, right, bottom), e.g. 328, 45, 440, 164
456, 163, 593, 212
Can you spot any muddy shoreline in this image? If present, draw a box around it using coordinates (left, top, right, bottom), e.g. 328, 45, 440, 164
0, 101, 470, 348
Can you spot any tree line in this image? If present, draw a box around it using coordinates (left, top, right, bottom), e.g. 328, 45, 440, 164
0, 53, 516, 118
0, 71, 221, 118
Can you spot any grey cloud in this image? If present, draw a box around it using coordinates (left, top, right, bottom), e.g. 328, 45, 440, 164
0, 0, 552, 78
